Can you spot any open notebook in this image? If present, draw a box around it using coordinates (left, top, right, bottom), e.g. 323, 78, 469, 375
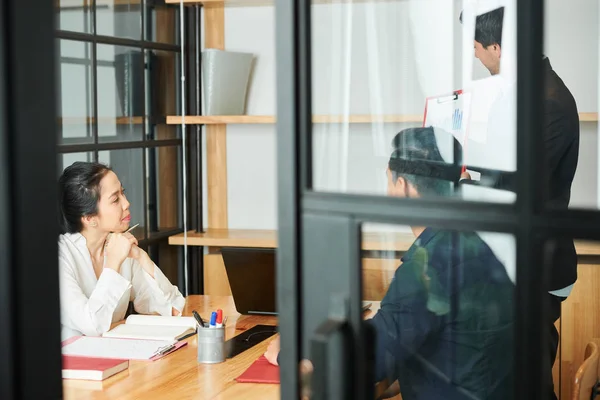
103, 315, 197, 341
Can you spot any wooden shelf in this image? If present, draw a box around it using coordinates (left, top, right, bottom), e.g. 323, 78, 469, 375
165, 0, 400, 6
58, 116, 144, 125
167, 114, 423, 125
165, 0, 268, 5
169, 229, 277, 248
168, 112, 598, 125
169, 228, 600, 256
579, 112, 598, 122
58, 0, 142, 8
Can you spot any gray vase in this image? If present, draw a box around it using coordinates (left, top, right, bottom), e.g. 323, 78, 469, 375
202, 49, 254, 115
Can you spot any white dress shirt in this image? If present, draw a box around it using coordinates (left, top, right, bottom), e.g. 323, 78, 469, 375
58, 233, 186, 340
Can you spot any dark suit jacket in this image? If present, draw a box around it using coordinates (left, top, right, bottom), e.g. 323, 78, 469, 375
462, 58, 579, 291
542, 57, 579, 291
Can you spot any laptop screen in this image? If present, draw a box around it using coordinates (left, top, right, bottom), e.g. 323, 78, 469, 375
221, 247, 276, 315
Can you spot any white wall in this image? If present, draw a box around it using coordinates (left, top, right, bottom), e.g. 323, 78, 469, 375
544, 0, 599, 209
202, 0, 600, 230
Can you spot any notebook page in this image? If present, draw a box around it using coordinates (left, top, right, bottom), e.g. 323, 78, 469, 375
103, 324, 194, 341
62, 337, 175, 360
125, 315, 197, 329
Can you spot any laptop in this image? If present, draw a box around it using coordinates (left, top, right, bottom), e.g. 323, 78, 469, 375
222, 247, 277, 315
221, 247, 375, 316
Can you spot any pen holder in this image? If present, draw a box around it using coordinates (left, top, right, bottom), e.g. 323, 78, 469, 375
197, 326, 226, 364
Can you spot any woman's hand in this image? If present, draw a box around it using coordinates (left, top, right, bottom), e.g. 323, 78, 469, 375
104, 232, 137, 272
129, 245, 155, 278
264, 335, 280, 366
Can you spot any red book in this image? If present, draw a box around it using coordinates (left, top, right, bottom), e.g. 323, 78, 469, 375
235, 356, 280, 384
62, 355, 129, 381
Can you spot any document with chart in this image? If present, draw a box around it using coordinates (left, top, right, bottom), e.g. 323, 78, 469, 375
423, 90, 472, 146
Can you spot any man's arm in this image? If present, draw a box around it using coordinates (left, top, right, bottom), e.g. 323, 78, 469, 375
367, 259, 439, 383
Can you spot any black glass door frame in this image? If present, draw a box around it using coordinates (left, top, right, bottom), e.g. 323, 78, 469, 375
276, 0, 600, 399
0, 1, 63, 398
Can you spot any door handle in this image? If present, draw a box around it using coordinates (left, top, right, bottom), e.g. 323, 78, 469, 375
310, 317, 351, 400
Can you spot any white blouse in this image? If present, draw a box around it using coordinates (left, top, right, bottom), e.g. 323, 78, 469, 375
58, 233, 186, 340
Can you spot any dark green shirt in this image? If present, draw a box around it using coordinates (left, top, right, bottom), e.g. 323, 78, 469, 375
368, 228, 514, 400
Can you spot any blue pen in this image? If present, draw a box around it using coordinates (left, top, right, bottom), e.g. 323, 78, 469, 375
209, 311, 217, 328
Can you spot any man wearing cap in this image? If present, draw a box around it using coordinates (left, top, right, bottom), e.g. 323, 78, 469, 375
266, 127, 515, 400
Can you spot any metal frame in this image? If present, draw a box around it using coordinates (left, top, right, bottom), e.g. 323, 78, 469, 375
183, 3, 204, 294
56, 2, 204, 294
0, 0, 63, 398
276, 0, 599, 398
275, 0, 306, 396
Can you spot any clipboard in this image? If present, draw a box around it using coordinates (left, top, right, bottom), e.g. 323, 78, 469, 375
423, 90, 472, 173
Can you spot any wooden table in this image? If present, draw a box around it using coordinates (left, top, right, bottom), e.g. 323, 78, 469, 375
63, 295, 279, 400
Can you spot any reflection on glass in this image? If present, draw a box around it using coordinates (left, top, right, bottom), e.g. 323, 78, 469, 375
97, 45, 144, 143
362, 223, 515, 399
58, 40, 94, 145
145, 3, 179, 44
146, 50, 180, 139
99, 149, 145, 240
57, 0, 93, 33
146, 146, 181, 234
96, 0, 141, 40
59, 153, 93, 175
310, 2, 517, 204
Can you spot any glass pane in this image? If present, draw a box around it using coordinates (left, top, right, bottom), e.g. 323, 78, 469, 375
544, 236, 598, 399
146, 50, 180, 139
543, 4, 596, 210
362, 223, 515, 398
97, 45, 144, 143
146, 146, 181, 234
99, 149, 145, 240
96, 0, 142, 40
311, 2, 517, 205
59, 152, 93, 175
145, 2, 179, 45
57, 0, 93, 33
58, 40, 94, 145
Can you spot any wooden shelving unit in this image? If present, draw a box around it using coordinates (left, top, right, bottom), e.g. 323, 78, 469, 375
169, 228, 600, 255
167, 112, 598, 125
166, 114, 423, 125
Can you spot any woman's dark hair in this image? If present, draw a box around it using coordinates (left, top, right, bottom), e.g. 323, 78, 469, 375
58, 162, 113, 234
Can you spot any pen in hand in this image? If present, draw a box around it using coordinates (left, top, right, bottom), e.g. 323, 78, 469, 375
125, 223, 139, 234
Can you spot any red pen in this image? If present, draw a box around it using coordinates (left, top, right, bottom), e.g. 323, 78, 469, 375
216, 309, 223, 328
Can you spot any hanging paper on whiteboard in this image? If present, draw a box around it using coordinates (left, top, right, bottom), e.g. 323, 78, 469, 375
423, 90, 472, 146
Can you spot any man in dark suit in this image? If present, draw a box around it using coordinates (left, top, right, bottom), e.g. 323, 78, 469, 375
466, 7, 580, 399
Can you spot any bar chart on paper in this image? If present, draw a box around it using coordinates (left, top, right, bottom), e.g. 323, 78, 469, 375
452, 108, 463, 131
424, 91, 471, 144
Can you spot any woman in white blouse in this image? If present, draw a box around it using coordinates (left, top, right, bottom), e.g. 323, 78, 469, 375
58, 162, 185, 340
